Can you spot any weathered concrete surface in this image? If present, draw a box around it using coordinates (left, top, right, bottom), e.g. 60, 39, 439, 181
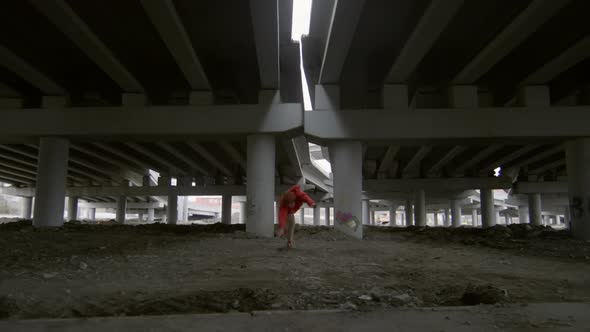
1, 303, 588, 332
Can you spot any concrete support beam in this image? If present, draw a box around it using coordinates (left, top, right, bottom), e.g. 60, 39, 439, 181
0, 45, 66, 95
305, 107, 590, 143
140, 0, 210, 90
221, 195, 232, 225
480, 189, 496, 228
364, 177, 512, 192
325, 207, 331, 226
30, 0, 144, 92
444, 209, 451, 227
246, 134, 275, 237
448, 86, 478, 108
33, 138, 69, 228
21, 197, 33, 219
518, 86, 550, 107
0, 104, 302, 143
414, 190, 426, 227
565, 139, 590, 240
67, 196, 78, 221
471, 209, 478, 226
382, 85, 408, 110
453, 0, 570, 84
318, 0, 366, 84
386, 0, 464, 83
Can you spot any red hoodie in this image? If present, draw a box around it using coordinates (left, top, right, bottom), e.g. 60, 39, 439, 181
278, 185, 316, 230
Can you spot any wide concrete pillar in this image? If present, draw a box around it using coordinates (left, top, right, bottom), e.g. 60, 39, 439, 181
329, 141, 363, 239
362, 200, 370, 225
21, 196, 33, 219
324, 207, 331, 226
239, 201, 246, 224
221, 195, 232, 225
313, 206, 321, 226
147, 208, 154, 223
480, 189, 496, 228
389, 206, 396, 227
519, 206, 529, 224
528, 193, 542, 226
246, 135, 275, 237
451, 199, 462, 228
471, 209, 478, 226
414, 190, 426, 227
67, 196, 79, 221
33, 138, 69, 228
405, 198, 414, 226
444, 209, 451, 227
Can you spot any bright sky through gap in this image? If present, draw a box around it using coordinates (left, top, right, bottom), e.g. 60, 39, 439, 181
292, 0, 313, 111
291, 0, 312, 42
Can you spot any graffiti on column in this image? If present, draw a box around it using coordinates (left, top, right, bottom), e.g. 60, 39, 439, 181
335, 210, 360, 231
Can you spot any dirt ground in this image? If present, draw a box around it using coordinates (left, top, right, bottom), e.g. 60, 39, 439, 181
1, 220, 589, 319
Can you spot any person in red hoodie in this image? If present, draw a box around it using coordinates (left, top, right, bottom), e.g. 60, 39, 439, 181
276, 185, 316, 248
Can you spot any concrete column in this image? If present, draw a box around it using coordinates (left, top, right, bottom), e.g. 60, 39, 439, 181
528, 193, 542, 226
480, 189, 496, 228
239, 201, 247, 224
451, 199, 462, 228
504, 214, 510, 225
444, 209, 451, 227
167, 194, 178, 225
181, 196, 189, 222
300, 208, 305, 224
405, 198, 414, 226
324, 207, 331, 226
519, 206, 529, 224
329, 140, 363, 239
221, 195, 232, 225
370, 209, 376, 225
433, 211, 438, 226
21, 196, 33, 219
33, 138, 69, 228
362, 200, 370, 225
147, 208, 154, 223
246, 134, 275, 237
496, 211, 501, 225
116, 180, 130, 224
542, 215, 550, 226
88, 208, 96, 221
414, 190, 426, 227
116, 196, 127, 224
471, 209, 478, 227
313, 206, 321, 226
67, 196, 79, 221
389, 206, 396, 226
401, 211, 406, 226
138, 212, 144, 222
